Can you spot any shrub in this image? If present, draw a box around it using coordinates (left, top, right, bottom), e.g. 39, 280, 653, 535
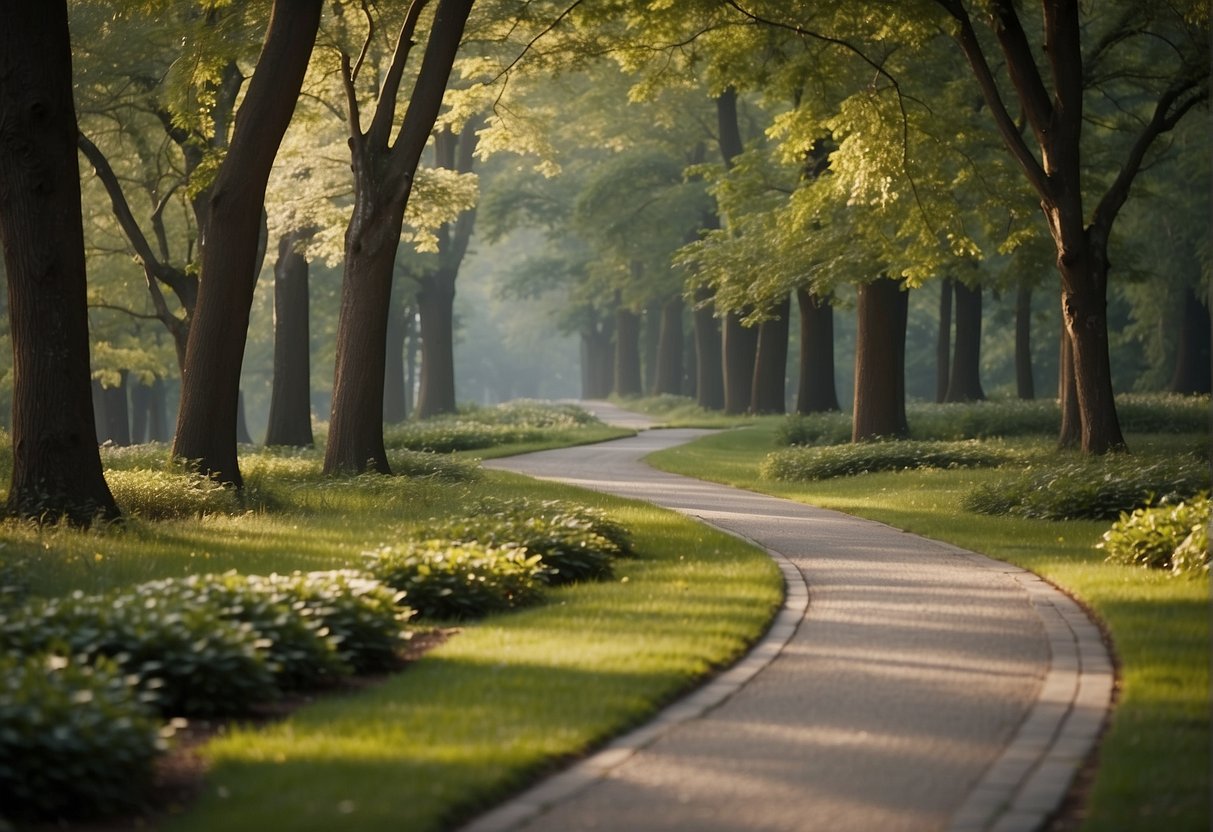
365, 541, 545, 620
1098, 496, 1211, 576
906, 399, 1061, 440
775, 412, 852, 447
1116, 393, 1210, 434
0, 589, 277, 717
760, 440, 1011, 481
105, 468, 240, 519
384, 402, 601, 453
962, 456, 1210, 520
0, 654, 162, 821
387, 449, 481, 482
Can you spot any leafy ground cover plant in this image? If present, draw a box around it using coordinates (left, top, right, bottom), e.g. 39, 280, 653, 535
384, 401, 603, 453
1098, 496, 1210, 576
364, 540, 547, 620
0, 653, 164, 821
760, 439, 1011, 481
104, 468, 240, 519
962, 455, 1210, 520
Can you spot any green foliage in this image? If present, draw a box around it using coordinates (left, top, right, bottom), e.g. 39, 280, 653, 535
386, 449, 482, 482
364, 540, 546, 620
424, 497, 632, 585
962, 457, 1211, 521
776, 412, 853, 446
104, 468, 240, 519
0, 654, 162, 822
760, 440, 1010, 481
385, 401, 601, 453
1098, 496, 1211, 576
1115, 394, 1211, 434
906, 400, 1062, 440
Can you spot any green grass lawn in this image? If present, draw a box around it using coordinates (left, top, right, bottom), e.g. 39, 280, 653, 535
646, 424, 1211, 832
0, 448, 782, 831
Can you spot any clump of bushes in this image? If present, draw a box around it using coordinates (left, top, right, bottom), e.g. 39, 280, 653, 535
1116, 393, 1210, 434
906, 399, 1061, 440
387, 448, 481, 481
760, 440, 1011, 481
384, 401, 601, 453
365, 540, 547, 619
962, 455, 1210, 520
0, 654, 163, 821
775, 412, 852, 446
1098, 495, 1210, 576
424, 497, 632, 585
104, 468, 240, 519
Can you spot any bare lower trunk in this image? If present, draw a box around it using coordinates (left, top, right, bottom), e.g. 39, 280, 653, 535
383, 298, 411, 424
944, 281, 985, 402
722, 311, 758, 415
0, 1, 117, 523
1060, 254, 1126, 453
853, 277, 909, 442
1015, 282, 1035, 400
614, 306, 643, 397
416, 271, 457, 418
693, 288, 724, 410
795, 288, 839, 413
642, 299, 662, 395
653, 296, 684, 396
935, 277, 952, 403
1058, 324, 1080, 448
750, 295, 790, 415
1168, 284, 1211, 394
102, 373, 131, 446
265, 232, 314, 446
581, 320, 613, 399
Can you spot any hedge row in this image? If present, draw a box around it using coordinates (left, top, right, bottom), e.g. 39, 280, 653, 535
761, 440, 1011, 481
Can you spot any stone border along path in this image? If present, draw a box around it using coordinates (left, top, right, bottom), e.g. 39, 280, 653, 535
461, 406, 1114, 832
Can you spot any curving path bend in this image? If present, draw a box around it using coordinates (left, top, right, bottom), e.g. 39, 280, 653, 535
463, 405, 1113, 832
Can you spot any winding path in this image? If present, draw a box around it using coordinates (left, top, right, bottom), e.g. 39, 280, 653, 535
464, 404, 1113, 832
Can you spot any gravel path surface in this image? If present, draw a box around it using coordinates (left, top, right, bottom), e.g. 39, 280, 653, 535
464, 405, 1111, 832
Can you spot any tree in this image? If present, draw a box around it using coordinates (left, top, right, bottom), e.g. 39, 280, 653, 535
264, 229, 316, 447
943, 274, 985, 402
853, 277, 909, 441
0, 0, 119, 523
323, 0, 475, 475
171, 0, 323, 485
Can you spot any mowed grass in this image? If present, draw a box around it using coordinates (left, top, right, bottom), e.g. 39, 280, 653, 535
0, 450, 782, 832
647, 425, 1211, 832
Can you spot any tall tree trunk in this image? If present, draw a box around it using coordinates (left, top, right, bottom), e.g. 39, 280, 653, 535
173, 0, 322, 486
416, 271, 457, 418
935, 277, 952, 403
1059, 252, 1126, 453
653, 296, 684, 396
614, 306, 643, 397
383, 297, 412, 424
323, 0, 474, 475
641, 298, 662, 395
131, 378, 150, 443
1015, 282, 1035, 399
795, 288, 839, 413
693, 288, 724, 410
406, 319, 419, 416
944, 281, 985, 402
102, 373, 131, 447
722, 311, 758, 415
265, 231, 314, 446
853, 277, 910, 442
1168, 284, 1211, 394
581, 315, 613, 399
236, 391, 253, 445
751, 295, 790, 414
1058, 325, 1080, 449
0, 1, 118, 523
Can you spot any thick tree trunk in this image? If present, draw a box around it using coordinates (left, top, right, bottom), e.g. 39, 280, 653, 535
693, 288, 724, 410
383, 298, 412, 424
173, 0, 322, 486
102, 373, 131, 446
1168, 284, 1211, 394
416, 270, 457, 418
642, 299, 662, 395
581, 318, 613, 399
935, 277, 952, 403
751, 295, 790, 414
944, 281, 985, 402
795, 288, 839, 413
131, 379, 150, 444
1058, 322, 1081, 449
0, 1, 118, 523
853, 277, 910, 442
722, 311, 759, 415
614, 306, 643, 397
236, 391, 253, 445
265, 232, 314, 446
653, 296, 684, 396
1059, 253, 1126, 453
1015, 282, 1035, 399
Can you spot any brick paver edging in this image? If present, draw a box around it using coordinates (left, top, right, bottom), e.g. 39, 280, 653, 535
458, 543, 810, 832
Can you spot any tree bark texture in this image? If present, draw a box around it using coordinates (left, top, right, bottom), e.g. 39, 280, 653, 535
1168, 284, 1211, 394
852, 278, 909, 442
129, 378, 167, 443
750, 295, 790, 414
0, 1, 118, 522
693, 288, 724, 410
580, 317, 613, 399
653, 296, 684, 396
324, 0, 474, 474
173, 0, 322, 486
642, 298, 662, 395
795, 288, 839, 413
935, 277, 952, 403
265, 232, 314, 447
722, 311, 758, 415
614, 306, 643, 397
1058, 324, 1080, 449
102, 373, 131, 446
383, 297, 412, 424
1015, 282, 1035, 399
944, 281, 985, 402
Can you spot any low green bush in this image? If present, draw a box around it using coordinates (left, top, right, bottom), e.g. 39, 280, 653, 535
962, 456, 1210, 520
387, 448, 481, 481
461, 400, 599, 428
775, 412, 852, 446
104, 468, 240, 519
364, 540, 546, 620
1116, 393, 1210, 434
424, 498, 630, 585
1098, 496, 1211, 576
760, 440, 1010, 481
907, 399, 1061, 440
0, 654, 163, 822
384, 402, 601, 453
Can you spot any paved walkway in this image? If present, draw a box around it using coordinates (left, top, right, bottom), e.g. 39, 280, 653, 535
465, 403, 1113, 832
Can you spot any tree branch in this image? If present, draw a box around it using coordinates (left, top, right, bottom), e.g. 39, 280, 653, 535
988, 0, 1055, 146
367, 0, 431, 151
